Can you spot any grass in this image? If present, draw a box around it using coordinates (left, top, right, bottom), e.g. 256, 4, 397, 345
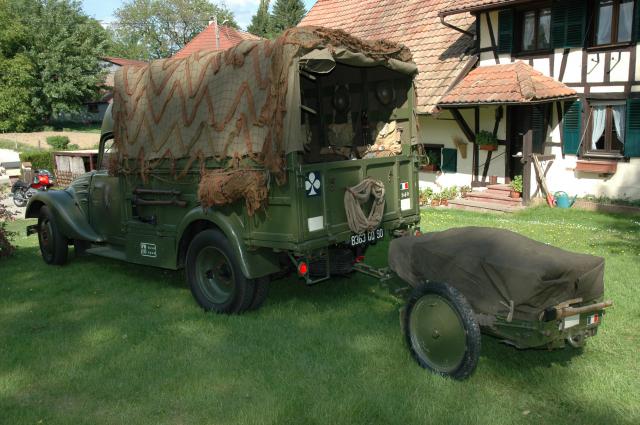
43, 122, 102, 134
1, 207, 639, 424
0, 139, 41, 153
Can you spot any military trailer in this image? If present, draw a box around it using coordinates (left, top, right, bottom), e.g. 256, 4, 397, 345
25, 27, 611, 380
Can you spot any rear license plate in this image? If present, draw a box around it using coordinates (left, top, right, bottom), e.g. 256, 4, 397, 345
561, 314, 580, 330
350, 228, 384, 247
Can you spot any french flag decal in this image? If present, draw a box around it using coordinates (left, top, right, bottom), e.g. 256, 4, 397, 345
400, 182, 409, 190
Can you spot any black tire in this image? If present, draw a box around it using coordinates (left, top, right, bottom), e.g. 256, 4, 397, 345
248, 276, 270, 311
12, 187, 28, 208
186, 229, 255, 314
37, 206, 69, 265
404, 282, 481, 380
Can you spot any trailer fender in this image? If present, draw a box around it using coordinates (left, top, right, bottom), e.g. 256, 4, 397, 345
25, 190, 103, 242
177, 208, 280, 279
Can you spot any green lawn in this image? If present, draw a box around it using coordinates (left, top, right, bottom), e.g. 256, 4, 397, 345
1, 208, 638, 424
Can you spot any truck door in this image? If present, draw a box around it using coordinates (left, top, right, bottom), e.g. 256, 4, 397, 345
89, 138, 125, 245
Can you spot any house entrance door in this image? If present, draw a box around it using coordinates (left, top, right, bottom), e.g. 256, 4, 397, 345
508, 106, 529, 180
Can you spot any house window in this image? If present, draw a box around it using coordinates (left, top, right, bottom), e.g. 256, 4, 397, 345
521, 7, 551, 51
595, 0, 634, 45
589, 103, 625, 154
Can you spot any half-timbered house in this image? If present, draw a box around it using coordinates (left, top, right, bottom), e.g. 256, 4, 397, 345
301, 0, 640, 206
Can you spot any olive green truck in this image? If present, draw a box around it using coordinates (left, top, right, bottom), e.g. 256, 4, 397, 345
25, 27, 421, 314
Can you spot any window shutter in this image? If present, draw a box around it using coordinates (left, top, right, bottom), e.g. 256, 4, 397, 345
634, 0, 640, 42
532, 105, 548, 153
441, 148, 458, 173
625, 99, 640, 157
562, 100, 582, 155
498, 9, 514, 53
552, 0, 586, 48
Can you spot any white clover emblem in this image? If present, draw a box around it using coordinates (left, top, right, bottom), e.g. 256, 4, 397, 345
305, 171, 321, 196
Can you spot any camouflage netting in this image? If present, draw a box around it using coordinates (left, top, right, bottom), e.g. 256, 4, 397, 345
112, 26, 414, 214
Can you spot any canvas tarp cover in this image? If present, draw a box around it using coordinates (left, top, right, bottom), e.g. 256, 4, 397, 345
111, 26, 414, 179
388, 227, 605, 321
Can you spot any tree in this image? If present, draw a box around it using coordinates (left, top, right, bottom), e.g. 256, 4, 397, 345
0, 0, 107, 129
271, 0, 306, 35
113, 0, 238, 59
247, 0, 272, 38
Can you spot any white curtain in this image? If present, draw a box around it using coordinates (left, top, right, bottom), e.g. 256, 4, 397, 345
591, 106, 607, 149
612, 105, 626, 144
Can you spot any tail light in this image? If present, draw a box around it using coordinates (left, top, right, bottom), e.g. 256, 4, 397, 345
38, 174, 50, 185
297, 261, 308, 276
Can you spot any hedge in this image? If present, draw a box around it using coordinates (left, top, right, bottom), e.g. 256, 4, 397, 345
19, 151, 54, 172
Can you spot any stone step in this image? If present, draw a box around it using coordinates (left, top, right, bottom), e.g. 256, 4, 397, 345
463, 191, 522, 206
486, 184, 512, 192
448, 198, 524, 214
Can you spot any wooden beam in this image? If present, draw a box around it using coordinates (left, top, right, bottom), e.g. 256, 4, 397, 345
522, 129, 533, 205
450, 109, 476, 143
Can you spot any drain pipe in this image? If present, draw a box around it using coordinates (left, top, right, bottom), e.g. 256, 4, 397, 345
439, 13, 474, 38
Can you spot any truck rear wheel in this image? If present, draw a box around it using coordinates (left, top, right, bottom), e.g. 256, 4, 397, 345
186, 229, 255, 314
37, 206, 68, 265
404, 282, 481, 380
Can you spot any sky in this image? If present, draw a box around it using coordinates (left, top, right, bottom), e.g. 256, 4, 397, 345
81, 0, 317, 30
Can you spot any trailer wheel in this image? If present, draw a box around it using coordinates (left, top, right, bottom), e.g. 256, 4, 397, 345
404, 282, 481, 380
186, 230, 255, 314
37, 206, 68, 265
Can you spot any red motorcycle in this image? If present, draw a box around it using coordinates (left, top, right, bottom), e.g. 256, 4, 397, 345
11, 170, 55, 207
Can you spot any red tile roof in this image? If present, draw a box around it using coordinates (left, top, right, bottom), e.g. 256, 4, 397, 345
103, 57, 147, 67
439, 61, 577, 105
300, 0, 476, 114
173, 24, 262, 59
441, 0, 521, 16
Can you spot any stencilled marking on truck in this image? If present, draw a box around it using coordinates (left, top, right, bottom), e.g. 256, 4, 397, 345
308, 216, 324, 232
305, 171, 321, 197
401, 198, 411, 211
140, 243, 157, 258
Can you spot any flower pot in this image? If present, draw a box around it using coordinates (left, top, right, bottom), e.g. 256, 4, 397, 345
479, 144, 497, 151
442, 199, 449, 206
509, 191, 521, 199
431, 199, 441, 207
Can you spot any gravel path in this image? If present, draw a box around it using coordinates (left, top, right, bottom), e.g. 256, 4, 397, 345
1, 191, 24, 218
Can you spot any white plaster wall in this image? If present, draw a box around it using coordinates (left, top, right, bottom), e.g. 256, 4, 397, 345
586, 53, 605, 83
562, 49, 583, 83
532, 58, 551, 76
418, 113, 474, 191
608, 51, 630, 82
528, 118, 640, 200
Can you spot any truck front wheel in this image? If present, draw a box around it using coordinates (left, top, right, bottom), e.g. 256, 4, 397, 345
37, 206, 68, 265
186, 229, 255, 314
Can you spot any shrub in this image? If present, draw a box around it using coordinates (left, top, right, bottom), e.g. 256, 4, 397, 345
19, 151, 54, 172
46, 135, 70, 150
67, 144, 80, 150
0, 201, 16, 259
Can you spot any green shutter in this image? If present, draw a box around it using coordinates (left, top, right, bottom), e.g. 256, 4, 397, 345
552, 0, 586, 48
625, 99, 640, 157
634, 0, 640, 42
441, 148, 458, 173
532, 105, 547, 153
498, 9, 513, 53
562, 100, 582, 155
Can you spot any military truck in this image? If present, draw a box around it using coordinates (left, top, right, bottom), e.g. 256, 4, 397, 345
25, 27, 421, 314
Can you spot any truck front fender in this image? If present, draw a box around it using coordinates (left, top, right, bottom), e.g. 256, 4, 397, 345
177, 208, 280, 279
25, 190, 103, 242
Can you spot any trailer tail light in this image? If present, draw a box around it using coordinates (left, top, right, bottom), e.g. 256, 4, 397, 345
297, 262, 308, 276
355, 255, 365, 263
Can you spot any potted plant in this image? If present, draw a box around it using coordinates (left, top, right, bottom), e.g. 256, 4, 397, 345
419, 187, 433, 206
420, 151, 439, 172
510, 175, 523, 198
460, 185, 472, 197
476, 130, 498, 151
431, 192, 442, 207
